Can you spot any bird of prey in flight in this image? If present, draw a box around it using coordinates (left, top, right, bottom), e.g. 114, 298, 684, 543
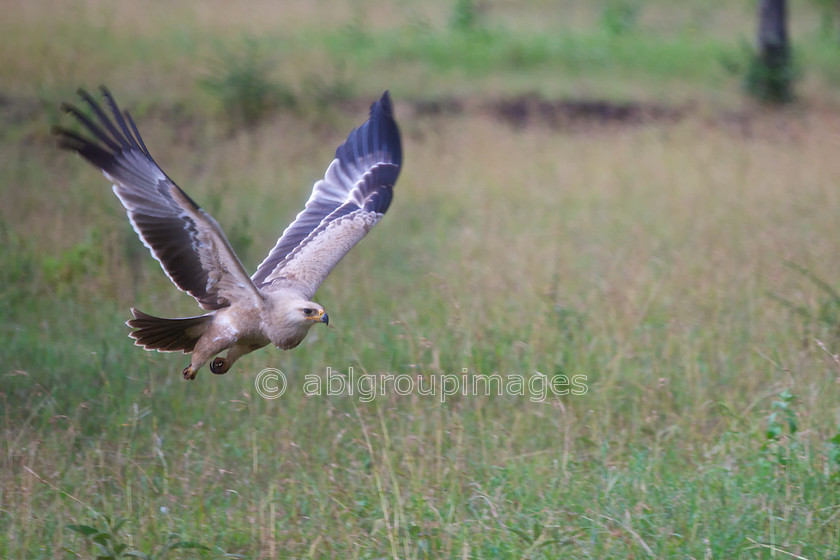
53, 87, 402, 380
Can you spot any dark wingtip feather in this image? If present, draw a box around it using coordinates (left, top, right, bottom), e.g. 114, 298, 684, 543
53, 87, 159, 167
367, 90, 402, 169
50, 124, 69, 139
77, 88, 97, 107
50, 125, 82, 151
375, 90, 394, 118
60, 103, 84, 120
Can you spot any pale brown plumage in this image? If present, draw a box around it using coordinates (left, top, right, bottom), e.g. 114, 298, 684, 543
53, 87, 402, 379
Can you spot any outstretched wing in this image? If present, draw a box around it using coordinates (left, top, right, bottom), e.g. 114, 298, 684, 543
251, 91, 402, 299
52, 87, 262, 311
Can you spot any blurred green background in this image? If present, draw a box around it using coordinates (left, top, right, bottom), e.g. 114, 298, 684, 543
4, 1, 840, 558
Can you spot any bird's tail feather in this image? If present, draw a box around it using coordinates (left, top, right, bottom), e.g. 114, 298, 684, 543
127, 308, 212, 353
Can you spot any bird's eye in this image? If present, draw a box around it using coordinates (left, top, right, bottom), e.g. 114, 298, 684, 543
302, 308, 313, 315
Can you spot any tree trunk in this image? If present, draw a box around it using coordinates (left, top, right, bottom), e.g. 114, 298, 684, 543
747, 0, 793, 103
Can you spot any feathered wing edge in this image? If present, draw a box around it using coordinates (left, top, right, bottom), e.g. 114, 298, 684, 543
52, 87, 261, 311
250, 91, 402, 297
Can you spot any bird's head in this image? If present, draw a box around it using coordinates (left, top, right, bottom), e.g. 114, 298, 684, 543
299, 303, 329, 327
264, 293, 329, 349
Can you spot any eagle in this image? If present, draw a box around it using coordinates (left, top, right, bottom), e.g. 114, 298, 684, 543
53, 87, 402, 380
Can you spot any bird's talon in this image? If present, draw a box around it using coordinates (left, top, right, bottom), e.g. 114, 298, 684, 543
210, 357, 227, 375
182, 365, 197, 380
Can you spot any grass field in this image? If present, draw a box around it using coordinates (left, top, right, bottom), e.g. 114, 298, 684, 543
4, 1, 840, 558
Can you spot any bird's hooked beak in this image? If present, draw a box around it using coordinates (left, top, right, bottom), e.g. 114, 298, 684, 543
309, 308, 328, 326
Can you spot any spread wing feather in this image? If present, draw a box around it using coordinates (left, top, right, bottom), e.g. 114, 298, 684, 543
251, 91, 402, 299
52, 87, 261, 311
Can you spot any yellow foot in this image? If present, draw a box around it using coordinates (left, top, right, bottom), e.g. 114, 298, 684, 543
210, 357, 228, 375
182, 365, 197, 380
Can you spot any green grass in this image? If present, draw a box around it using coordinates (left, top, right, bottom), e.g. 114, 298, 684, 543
4, 0, 840, 106
4, 1, 840, 558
